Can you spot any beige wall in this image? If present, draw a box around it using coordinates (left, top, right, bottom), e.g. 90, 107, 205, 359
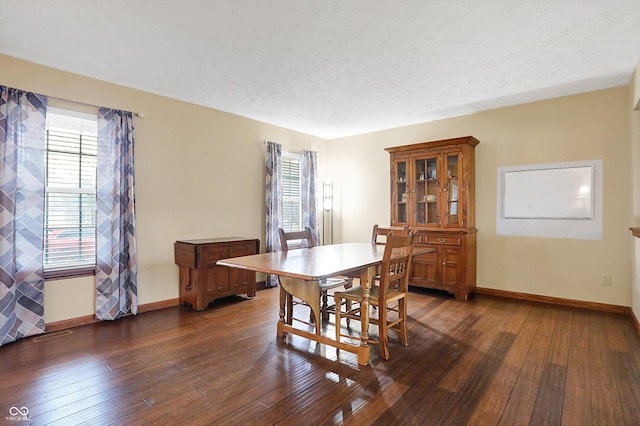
631, 60, 640, 319
0, 54, 330, 323
0, 53, 636, 323
328, 87, 632, 306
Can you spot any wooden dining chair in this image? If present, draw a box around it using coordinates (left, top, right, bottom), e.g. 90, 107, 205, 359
278, 227, 353, 324
345, 224, 410, 282
334, 231, 416, 360
371, 224, 409, 245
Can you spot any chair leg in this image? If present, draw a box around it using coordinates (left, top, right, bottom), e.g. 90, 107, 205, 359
335, 293, 342, 342
279, 286, 287, 326
286, 293, 293, 325
345, 299, 351, 328
342, 281, 352, 326
379, 303, 390, 361
321, 289, 329, 322
399, 298, 408, 346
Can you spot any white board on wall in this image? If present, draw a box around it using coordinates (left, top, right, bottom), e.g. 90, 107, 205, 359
497, 160, 602, 240
503, 165, 594, 219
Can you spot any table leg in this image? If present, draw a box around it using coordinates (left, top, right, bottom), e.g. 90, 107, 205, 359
359, 267, 374, 348
278, 285, 286, 337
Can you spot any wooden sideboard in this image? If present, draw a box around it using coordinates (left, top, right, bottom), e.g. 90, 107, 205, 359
174, 237, 259, 311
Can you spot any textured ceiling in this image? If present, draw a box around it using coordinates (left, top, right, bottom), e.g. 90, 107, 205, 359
1, 0, 640, 139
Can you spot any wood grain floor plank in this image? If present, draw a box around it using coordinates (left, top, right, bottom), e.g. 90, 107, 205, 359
537, 304, 560, 338
501, 300, 534, 335
497, 312, 553, 425
589, 323, 624, 425
621, 316, 640, 373
609, 350, 640, 425
432, 332, 516, 425
405, 290, 449, 320
546, 306, 573, 366
156, 351, 312, 424
110, 389, 205, 426
340, 380, 410, 425
530, 362, 567, 425
26, 318, 279, 421
588, 310, 607, 334
439, 299, 520, 393
562, 345, 591, 426
377, 314, 480, 424
378, 386, 456, 426
438, 327, 501, 393
1, 288, 640, 425
569, 309, 590, 350
604, 312, 631, 353
466, 319, 541, 425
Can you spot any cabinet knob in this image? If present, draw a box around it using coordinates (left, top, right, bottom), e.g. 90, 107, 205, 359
438, 238, 446, 243
442, 262, 446, 266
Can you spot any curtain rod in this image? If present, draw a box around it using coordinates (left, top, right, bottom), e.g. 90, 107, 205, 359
50, 96, 144, 118
263, 140, 307, 154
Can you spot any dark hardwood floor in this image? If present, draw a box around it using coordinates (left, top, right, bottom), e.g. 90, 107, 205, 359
2, 287, 640, 425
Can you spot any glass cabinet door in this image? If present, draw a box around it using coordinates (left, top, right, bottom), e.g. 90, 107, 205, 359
414, 156, 439, 225
445, 152, 460, 225
395, 160, 407, 223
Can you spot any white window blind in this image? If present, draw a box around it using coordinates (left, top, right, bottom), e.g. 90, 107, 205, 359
44, 109, 98, 271
281, 152, 301, 232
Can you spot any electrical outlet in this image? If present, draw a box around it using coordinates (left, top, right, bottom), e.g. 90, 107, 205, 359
601, 274, 612, 286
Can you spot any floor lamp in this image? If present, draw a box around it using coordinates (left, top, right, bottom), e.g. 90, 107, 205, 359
323, 181, 333, 245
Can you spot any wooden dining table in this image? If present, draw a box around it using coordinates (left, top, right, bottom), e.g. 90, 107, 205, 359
217, 242, 432, 365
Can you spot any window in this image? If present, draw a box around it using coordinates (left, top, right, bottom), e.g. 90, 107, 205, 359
281, 151, 301, 232
44, 108, 98, 274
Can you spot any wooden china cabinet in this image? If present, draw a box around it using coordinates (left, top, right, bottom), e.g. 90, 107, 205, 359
385, 136, 479, 300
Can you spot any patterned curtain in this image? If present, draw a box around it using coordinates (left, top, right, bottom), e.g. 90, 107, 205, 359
301, 150, 320, 245
0, 85, 47, 346
265, 141, 282, 287
95, 107, 138, 320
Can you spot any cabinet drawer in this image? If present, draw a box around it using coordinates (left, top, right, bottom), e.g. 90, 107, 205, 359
229, 242, 257, 257
424, 235, 461, 246
174, 242, 197, 268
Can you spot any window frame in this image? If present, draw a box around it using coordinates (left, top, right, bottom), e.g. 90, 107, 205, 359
43, 107, 98, 279
281, 150, 302, 233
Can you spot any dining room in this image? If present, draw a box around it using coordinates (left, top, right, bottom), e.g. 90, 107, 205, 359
0, 3, 637, 346
2, 1, 640, 424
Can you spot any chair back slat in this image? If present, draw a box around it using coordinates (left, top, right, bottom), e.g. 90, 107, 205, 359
278, 227, 316, 251
378, 231, 416, 301
371, 224, 409, 245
